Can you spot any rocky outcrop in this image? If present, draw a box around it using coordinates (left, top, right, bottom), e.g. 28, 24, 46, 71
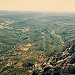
30, 39, 75, 75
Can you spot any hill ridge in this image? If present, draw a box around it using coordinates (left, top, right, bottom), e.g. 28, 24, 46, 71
30, 39, 75, 75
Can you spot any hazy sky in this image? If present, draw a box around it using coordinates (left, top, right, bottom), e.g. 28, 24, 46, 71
0, 0, 75, 12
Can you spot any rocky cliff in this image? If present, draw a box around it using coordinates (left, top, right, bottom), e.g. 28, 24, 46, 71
30, 39, 75, 75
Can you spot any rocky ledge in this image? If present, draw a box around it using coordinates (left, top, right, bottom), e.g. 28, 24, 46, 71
30, 39, 75, 75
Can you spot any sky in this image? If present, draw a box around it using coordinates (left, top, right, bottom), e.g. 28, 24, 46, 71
0, 0, 75, 12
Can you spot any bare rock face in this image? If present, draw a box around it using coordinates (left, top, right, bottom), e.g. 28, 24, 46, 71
31, 39, 75, 75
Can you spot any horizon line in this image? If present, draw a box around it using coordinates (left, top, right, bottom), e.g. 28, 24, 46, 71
0, 10, 75, 13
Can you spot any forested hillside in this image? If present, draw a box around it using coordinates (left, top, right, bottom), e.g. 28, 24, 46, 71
0, 11, 75, 75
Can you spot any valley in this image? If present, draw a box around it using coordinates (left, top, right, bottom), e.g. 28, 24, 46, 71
0, 11, 75, 75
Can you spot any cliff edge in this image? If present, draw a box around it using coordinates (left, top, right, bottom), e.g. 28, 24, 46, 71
30, 39, 75, 75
